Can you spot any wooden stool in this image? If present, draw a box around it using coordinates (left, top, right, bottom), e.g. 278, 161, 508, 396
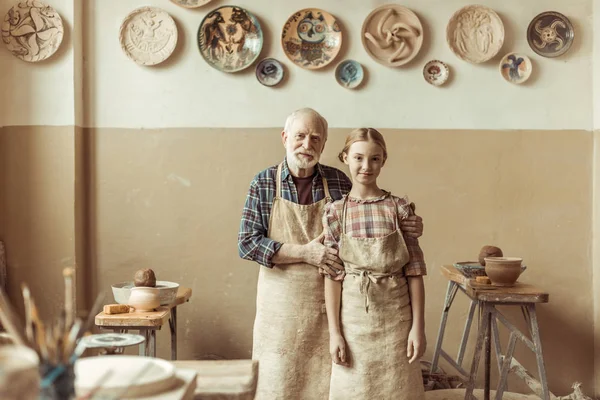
430, 265, 550, 400
95, 287, 192, 358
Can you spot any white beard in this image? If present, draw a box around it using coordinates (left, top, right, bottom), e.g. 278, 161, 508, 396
287, 148, 319, 170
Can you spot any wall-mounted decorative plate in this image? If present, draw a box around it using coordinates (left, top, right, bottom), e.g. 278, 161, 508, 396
499, 52, 532, 84
170, 0, 213, 9
198, 6, 263, 73
282, 8, 342, 70
527, 11, 574, 58
361, 5, 423, 67
423, 60, 449, 86
1, 0, 64, 62
335, 60, 364, 89
119, 7, 178, 66
256, 58, 285, 87
446, 5, 504, 64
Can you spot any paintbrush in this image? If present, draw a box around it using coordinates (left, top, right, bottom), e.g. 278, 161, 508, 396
30, 297, 48, 360
63, 267, 74, 329
76, 292, 105, 342
0, 287, 26, 346
62, 319, 82, 364
21, 284, 34, 344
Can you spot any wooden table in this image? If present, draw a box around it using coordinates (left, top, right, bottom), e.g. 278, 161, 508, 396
430, 265, 550, 400
171, 360, 258, 400
95, 287, 192, 359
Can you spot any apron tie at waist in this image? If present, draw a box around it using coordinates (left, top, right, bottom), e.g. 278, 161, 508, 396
346, 268, 405, 313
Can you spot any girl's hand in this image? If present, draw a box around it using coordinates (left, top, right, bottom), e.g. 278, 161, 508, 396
407, 326, 426, 364
330, 334, 347, 365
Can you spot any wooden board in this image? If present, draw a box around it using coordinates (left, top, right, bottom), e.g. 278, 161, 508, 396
171, 360, 258, 400
95, 307, 170, 327
440, 265, 549, 304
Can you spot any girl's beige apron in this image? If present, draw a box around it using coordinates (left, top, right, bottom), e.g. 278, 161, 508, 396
329, 195, 426, 400
253, 163, 332, 400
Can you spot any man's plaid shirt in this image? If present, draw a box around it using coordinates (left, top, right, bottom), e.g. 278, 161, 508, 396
238, 158, 352, 268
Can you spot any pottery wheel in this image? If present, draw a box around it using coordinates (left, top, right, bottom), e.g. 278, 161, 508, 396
361, 5, 423, 67
75, 355, 177, 398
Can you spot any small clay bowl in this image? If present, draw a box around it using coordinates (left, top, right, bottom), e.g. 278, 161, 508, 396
484, 257, 523, 287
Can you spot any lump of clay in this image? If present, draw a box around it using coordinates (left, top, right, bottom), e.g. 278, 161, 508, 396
134, 268, 157, 287
478, 245, 503, 266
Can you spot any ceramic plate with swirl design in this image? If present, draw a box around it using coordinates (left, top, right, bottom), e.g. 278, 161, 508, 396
256, 58, 285, 87
527, 11, 574, 58
361, 5, 423, 67
198, 6, 263, 73
119, 7, 178, 66
1, 0, 64, 62
499, 52, 532, 85
170, 0, 213, 9
446, 5, 505, 64
282, 8, 342, 70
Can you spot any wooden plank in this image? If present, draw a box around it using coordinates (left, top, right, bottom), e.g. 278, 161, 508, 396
95, 307, 170, 327
440, 265, 468, 286
171, 360, 258, 400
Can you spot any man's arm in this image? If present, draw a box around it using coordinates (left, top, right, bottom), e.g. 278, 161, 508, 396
238, 180, 282, 268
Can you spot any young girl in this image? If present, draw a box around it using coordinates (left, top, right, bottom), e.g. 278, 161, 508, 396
323, 128, 427, 399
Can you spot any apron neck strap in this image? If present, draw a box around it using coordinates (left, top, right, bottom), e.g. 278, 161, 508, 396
276, 163, 283, 198
321, 172, 331, 201
341, 195, 349, 235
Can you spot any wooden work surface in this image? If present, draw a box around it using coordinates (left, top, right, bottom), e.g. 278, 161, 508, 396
95, 287, 192, 327
171, 360, 258, 400
95, 307, 170, 327
441, 265, 549, 304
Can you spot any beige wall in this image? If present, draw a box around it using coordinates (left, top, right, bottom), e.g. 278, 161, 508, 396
82, 127, 592, 395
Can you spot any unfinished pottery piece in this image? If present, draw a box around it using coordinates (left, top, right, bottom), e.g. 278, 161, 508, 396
112, 281, 179, 306
446, 5, 504, 64
0, 345, 39, 400
282, 8, 342, 70
119, 7, 178, 66
499, 52, 532, 84
453, 261, 487, 279
75, 356, 176, 398
127, 287, 160, 311
527, 11, 574, 58
361, 4, 423, 67
478, 245, 503, 266
423, 60, 449, 86
1, 0, 64, 62
198, 6, 263, 73
335, 59, 364, 89
256, 58, 285, 87
484, 257, 523, 287
170, 0, 212, 9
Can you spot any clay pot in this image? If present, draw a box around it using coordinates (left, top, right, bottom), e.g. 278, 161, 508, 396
128, 287, 160, 312
484, 257, 523, 287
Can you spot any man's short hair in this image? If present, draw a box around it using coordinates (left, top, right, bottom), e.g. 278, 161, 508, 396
283, 108, 328, 140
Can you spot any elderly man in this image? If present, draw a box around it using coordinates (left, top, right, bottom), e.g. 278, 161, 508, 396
238, 108, 423, 399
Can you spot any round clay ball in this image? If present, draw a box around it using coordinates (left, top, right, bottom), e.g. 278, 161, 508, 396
478, 245, 503, 266
134, 268, 157, 287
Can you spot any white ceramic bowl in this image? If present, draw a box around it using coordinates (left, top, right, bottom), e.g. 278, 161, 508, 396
112, 281, 179, 306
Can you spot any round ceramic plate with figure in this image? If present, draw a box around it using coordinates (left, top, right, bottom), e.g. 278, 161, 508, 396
256, 58, 285, 87
423, 60, 449, 86
282, 8, 342, 70
527, 11, 574, 58
499, 52, 532, 84
197, 6, 263, 73
1, 0, 64, 62
446, 5, 504, 64
170, 0, 213, 9
119, 6, 178, 66
335, 60, 364, 89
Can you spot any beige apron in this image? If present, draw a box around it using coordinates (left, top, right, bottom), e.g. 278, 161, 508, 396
253, 163, 332, 400
329, 195, 426, 400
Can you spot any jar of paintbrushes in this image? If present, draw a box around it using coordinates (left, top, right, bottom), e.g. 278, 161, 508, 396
0, 267, 105, 399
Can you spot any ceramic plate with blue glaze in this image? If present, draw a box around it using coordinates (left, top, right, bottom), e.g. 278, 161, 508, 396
499, 52, 532, 84
335, 60, 364, 89
256, 58, 285, 87
197, 6, 263, 73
